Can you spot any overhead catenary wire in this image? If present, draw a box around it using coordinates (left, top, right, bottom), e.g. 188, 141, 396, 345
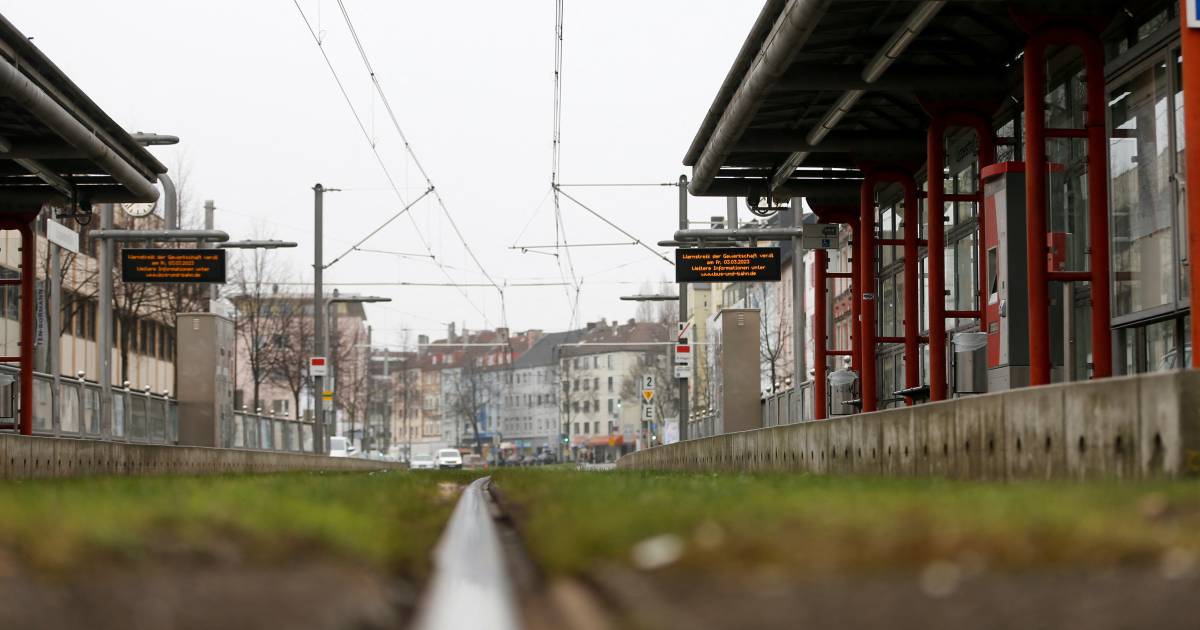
324, 187, 433, 268
553, 185, 674, 266
291, 0, 492, 325
333, 0, 509, 334
557, 182, 680, 187
550, 0, 583, 330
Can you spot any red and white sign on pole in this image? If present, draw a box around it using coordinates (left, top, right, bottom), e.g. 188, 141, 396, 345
309, 356, 328, 377
674, 339, 691, 366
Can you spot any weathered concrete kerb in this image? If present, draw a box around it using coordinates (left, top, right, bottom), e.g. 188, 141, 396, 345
0, 434, 405, 480
618, 370, 1200, 480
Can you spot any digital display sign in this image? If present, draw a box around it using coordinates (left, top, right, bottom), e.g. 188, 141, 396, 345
121, 248, 227, 284
675, 247, 782, 283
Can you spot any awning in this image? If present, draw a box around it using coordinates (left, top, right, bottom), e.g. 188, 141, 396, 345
586, 434, 625, 448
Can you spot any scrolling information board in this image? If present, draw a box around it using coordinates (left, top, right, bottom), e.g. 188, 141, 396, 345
122, 248, 227, 283
676, 247, 781, 283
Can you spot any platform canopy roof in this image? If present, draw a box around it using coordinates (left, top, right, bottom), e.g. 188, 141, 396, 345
683, 0, 1132, 207
0, 13, 166, 212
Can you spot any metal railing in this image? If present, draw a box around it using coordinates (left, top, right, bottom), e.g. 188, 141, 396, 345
0, 365, 313, 454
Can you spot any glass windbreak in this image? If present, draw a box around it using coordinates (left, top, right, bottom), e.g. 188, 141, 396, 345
112, 394, 125, 437
33, 380, 51, 431
1110, 60, 1176, 317
59, 385, 80, 433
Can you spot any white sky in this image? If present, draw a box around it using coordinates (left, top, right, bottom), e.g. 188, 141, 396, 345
1, 0, 759, 347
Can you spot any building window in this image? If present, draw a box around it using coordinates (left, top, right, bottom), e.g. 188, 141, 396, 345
607, 376, 613, 392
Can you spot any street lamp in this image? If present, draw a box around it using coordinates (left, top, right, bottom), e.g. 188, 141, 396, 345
220, 240, 299, 249
619, 294, 679, 302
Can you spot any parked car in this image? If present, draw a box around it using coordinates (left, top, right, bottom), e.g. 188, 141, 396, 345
329, 436, 351, 458
463, 454, 484, 470
435, 448, 464, 469
535, 451, 557, 465
409, 453, 436, 470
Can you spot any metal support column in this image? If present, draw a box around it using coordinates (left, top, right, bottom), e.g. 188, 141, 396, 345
813, 248, 828, 419
97, 203, 113, 435
901, 176, 920, 404
792, 198, 805, 421
678, 174, 690, 441
1022, 23, 1112, 384
1183, 1, 1200, 367
17, 221, 34, 435
49, 237, 61, 431
860, 169, 923, 411
859, 178, 878, 411
312, 184, 326, 454
925, 108, 995, 400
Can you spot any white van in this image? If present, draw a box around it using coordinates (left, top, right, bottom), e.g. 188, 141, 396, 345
329, 436, 351, 458
435, 448, 463, 469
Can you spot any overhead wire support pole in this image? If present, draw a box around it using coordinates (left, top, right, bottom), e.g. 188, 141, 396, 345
678, 174, 689, 442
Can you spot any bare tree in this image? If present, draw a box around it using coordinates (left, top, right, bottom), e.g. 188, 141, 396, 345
332, 322, 369, 447
230, 246, 289, 411
271, 296, 313, 420
759, 282, 789, 394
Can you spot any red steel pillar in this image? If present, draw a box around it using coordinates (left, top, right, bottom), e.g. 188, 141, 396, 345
1023, 23, 1113, 384
850, 219, 861, 377
1184, 2, 1200, 367
925, 109, 996, 400
859, 177, 878, 412
901, 175, 920, 402
1023, 37, 1051, 385
19, 222, 33, 435
927, 117, 949, 400
813, 249, 828, 419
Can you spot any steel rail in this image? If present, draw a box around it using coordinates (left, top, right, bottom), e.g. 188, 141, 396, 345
414, 477, 520, 630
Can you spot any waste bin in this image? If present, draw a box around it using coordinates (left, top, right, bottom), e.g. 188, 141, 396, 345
953, 332, 988, 395
0, 373, 13, 420
828, 370, 859, 416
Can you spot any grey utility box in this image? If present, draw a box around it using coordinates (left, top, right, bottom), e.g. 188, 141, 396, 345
176, 312, 235, 447
953, 332, 988, 395
828, 370, 859, 416
707, 308, 761, 435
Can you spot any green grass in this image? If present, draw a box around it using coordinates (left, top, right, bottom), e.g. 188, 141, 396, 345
0, 470, 482, 576
492, 469, 1200, 576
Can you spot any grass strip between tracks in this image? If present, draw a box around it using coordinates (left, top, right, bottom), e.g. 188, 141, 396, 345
492, 469, 1200, 576
0, 469, 481, 576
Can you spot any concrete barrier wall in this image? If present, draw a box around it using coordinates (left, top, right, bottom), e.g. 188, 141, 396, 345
618, 370, 1200, 479
0, 435, 406, 480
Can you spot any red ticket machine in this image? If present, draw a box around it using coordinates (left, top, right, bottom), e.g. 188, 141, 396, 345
982, 163, 1030, 391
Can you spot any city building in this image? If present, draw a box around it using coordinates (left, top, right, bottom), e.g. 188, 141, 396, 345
559, 319, 671, 461
502, 328, 584, 456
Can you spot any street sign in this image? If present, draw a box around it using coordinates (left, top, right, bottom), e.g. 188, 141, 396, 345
801, 223, 840, 250
642, 389, 655, 403
46, 219, 79, 253
309, 357, 328, 377
121, 248, 226, 284
675, 247, 782, 283
642, 374, 656, 390
322, 390, 334, 401
674, 364, 691, 379
641, 405, 654, 421
677, 321, 691, 340
1189, 0, 1200, 28
675, 340, 691, 366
